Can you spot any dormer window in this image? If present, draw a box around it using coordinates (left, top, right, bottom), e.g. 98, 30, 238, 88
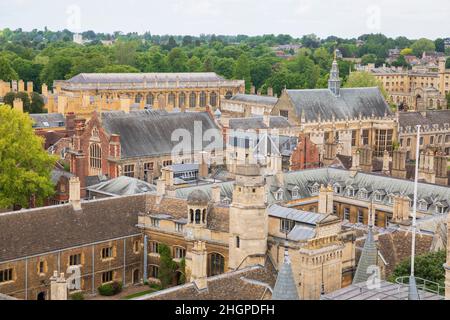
387, 195, 394, 204
310, 185, 319, 195
275, 190, 284, 201
436, 206, 447, 214
418, 200, 428, 211
334, 185, 342, 194
374, 193, 383, 202
359, 190, 368, 200
346, 188, 356, 197
291, 187, 299, 199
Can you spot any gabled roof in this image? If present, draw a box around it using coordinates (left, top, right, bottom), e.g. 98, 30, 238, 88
283, 87, 392, 122
101, 110, 221, 159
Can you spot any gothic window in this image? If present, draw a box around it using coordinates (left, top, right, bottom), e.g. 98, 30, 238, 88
146, 94, 154, 106
179, 93, 186, 108
135, 94, 143, 103
90, 144, 102, 170
225, 91, 233, 100
195, 209, 201, 224
199, 91, 207, 107
208, 253, 225, 277
362, 130, 369, 146
375, 129, 393, 157
189, 92, 197, 108
407, 138, 411, 147
168, 93, 176, 106
174, 247, 186, 259
351, 130, 357, 147
149, 265, 159, 278
210, 92, 218, 107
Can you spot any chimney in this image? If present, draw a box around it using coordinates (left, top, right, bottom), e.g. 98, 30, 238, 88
157, 177, 166, 197
13, 98, 23, 113
350, 149, 360, 177
434, 152, 448, 186
199, 153, 209, 179
69, 177, 82, 211
211, 184, 221, 203
41, 84, 48, 97
50, 271, 68, 300
191, 241, 208, 291
382, 150, 390, 175
318, 184, 334, 215
358, 146, 373, 173
418, 149, 436, 184
392, 149, 407, 179
267, 87, 274, 97
392, 196, 410, 223
26, 81, 33, 94
250, 85, 256, 95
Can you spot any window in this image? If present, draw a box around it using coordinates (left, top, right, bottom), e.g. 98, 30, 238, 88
359, 190, 368, 200
351, 130, 357, 147
418, 201, 428, 211
208, 253, 225, 277
275, 190, 284, 201
175, 223, 184, 232
362, 130, 369, 145
149, 265, 159, 278
407, 138, 411, 147
146, 94, 154, 106
69, 254, 82, 266
430, 136, 435, 145
420, 137, 424, 145
280, 219, 295, 233
101, 247, 113, 259
334, 185, 342, 194
168, 93, 176, 106
178, 93, 186, 108
174, 247, 186, 259
210, 92, 217, 107
357, 210, 364, 224
149, 241, 159, 254
311, 185, 319, 195
344, 208, 350, 221
144, 162, 154, 181
151, 218, 160, 228
333, 205, 338, 215
374, 213, 379, 226
162, 160, 172, 167
280, 110, 289, 118
199, 92, 207, 107
102, 271, 113, 284
133, 241, 140, 254
436, 206, 447, 214
225, 91, 233, 100
374, 193, 383, 202
89, 144, 102, 170
124, 164, 135, 177
347, 188, 356, 197
189, 92, 196, 108
236, 236, 240, 248
292, 188, 299, 199
388, 195, 394, 205
0, 268, 13, 283
374, 129, 393, 157
38, 261, 46, 274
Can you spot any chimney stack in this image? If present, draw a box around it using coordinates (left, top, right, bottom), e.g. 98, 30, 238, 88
190, 241, 208, 291
211, 184, 221, 203
26, 81, 33, 94
392, 149, 407, 179
69, 177, 82, 211
382, 150, 390, 175
50, 271, 68, 300
267, 87, 274, 97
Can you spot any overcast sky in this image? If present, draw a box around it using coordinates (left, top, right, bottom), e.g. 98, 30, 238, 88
1, 0, 449, 39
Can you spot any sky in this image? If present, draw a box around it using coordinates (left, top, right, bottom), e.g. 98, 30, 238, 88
1, 0, 449, 39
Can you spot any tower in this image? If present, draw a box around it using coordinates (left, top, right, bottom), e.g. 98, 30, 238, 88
228, 164, 268, 270
328, 50, 341, 96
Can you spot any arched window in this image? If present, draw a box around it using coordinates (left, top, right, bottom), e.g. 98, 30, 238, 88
190, 209, 194, 223
168, 93, 176, 106
208, 253, 225, 277
179, 93, 186, 108
199, 92, 207, 107
135, 94, 143, 103
210, 92, 217, 107
225, 91, 233, 100
202, 209, 206, 223
195, 209, 201, 224
146, 94, 154, 106
189, 93, 197, 108
90, 144, 102, 169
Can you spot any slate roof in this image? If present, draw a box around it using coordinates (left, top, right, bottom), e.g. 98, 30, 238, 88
272, 250, 300, 300
228, 116, 291, 130
352, 226, 378, 284
30, 113, 65, 129
66, 72, 225, 84
101, 110, 221, 159
0, 194, 146, 262
398, 110, 450, 131
283, 87, 392, 122
230, 94, 278, 105
135, 259, 277, 300
87, 176, 157, 196
51, 169, 74, 184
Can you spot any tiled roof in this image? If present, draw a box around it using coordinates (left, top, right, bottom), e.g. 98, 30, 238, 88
399, 110, 450, 130
87, 176, 157, 196
30, 113, 65, 129
0, 194, 146, 262
230, 94, 278, 105
228, 116, 291, 130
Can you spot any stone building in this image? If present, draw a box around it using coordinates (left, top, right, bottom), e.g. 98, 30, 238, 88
68, 110, 223, 195
45, 73, 245, 117
398, 110, 450, 159
0, 79, 35, 99
370, 58, 449, 111
220, 93, 278, 118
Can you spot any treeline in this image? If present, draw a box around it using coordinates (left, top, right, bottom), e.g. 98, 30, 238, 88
0, 28, 448, 97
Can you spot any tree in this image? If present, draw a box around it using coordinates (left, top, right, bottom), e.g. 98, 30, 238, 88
434, 38, 445, 53
40, 55, 73, 85
446, 58, 450, 69
344, 71, 388, 98
400, 48, 413, 56
234, 54, 251, 92
411, 38, 435, 57
0, 104, 56, 209
187, 56, 202, 72
360, 54, 377, 65
0, 56, 18, 81
113, 40, 138, 66
96, 65, 139, 73
30, 92, 46, 113
157, 244, 178, 289
389, 250, 446, 293
167, 48, 188, 72
447, 92, 450, 109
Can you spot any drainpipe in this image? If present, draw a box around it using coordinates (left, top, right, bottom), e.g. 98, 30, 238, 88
25, 258, 28, 300
143, 235, 148, 282
92, 245, 95, 295
123, 239, 126, 288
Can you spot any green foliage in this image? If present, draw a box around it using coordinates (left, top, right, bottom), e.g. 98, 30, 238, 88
434, 38, 445, 53
96, 65, 139, 73
388, 250, 446, 293
0, 105, 56, 209
157, 244, 178, 289
344, 71, 387, 99
411, 38, 435, 57
70, 292, 85, 300
0, 56, 19, 81
446, 92, 450, 109
234, 54, 251, 92
167, 48, 188, 72
400, 48, 413, 56
178, 258, 186, 285
149, 283, 162, 291
97, 281, 123, 296
3, 91, 45, 113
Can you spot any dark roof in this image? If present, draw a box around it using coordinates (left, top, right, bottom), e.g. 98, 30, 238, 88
228, 116, 291, 130
101, 110, 221, 159
284, 87, 392, 121
66, 72, 225, 84
398, 110, 450, 130
352, 227, 378, 284
87, 176, 157, 196
187, 189, 210, 205
136, 259, 277, 300
272, 251, 299, 300
0, 195, 146, 262
30, 113, 65, 129
51, 169, 74, 184
230, 94, 278, 105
